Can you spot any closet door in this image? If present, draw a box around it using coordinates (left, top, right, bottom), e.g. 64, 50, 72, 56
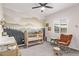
43, 28, 46, 41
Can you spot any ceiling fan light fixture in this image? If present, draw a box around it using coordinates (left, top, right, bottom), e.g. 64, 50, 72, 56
41, 7, 45, 11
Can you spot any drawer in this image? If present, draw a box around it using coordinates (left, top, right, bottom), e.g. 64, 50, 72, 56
0, 49, 18, 56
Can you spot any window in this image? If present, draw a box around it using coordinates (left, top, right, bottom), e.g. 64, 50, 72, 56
60, 24, 67, 33
54, 19, 68, 33
54, 24, 60, 33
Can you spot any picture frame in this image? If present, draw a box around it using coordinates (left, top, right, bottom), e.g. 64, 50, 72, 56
46, 23, 49, 27
48, 27, 51, 31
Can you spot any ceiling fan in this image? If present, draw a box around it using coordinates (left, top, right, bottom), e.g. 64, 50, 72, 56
32, 3, 53, 12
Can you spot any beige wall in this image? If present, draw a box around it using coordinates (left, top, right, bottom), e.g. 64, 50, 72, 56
0, 4, 3, 37
4, 7, 44, 29
0, 4, 3, 20
5, 17, 44, 29
45, 5, 79, 50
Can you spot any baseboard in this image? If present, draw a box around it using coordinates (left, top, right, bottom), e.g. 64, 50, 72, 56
68, 47, 79, 52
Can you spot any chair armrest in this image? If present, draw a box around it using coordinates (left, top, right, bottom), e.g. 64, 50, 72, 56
66, 40, 71, 44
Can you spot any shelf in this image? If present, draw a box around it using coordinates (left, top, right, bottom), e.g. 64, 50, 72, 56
24, 31, 43, 47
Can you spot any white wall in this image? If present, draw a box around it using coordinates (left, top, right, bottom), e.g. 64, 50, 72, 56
45, 5, 79, 50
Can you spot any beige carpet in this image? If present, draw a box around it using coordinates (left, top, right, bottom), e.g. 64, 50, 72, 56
20, 42, 79, 56
20, 42, 53, 56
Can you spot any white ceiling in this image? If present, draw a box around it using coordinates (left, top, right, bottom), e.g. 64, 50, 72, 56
2, 3, 78, 20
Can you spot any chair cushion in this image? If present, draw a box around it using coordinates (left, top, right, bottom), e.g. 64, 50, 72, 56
58, 34, 72, 46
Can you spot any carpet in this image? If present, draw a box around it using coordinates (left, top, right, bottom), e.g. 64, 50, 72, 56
20, 41, 79, 56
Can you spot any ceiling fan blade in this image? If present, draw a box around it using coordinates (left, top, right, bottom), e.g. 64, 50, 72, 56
39, 3, 43, 6
43, 3, 48, 6
45, 6, 53, 8
32, 6, 41, 9
39, 3, 47, 6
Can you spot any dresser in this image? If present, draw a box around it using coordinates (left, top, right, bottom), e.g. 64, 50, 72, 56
0, 37, 20, 56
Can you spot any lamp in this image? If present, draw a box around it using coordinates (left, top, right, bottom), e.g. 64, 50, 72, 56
0, 25, 3, 37
0, 17, 6, 37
